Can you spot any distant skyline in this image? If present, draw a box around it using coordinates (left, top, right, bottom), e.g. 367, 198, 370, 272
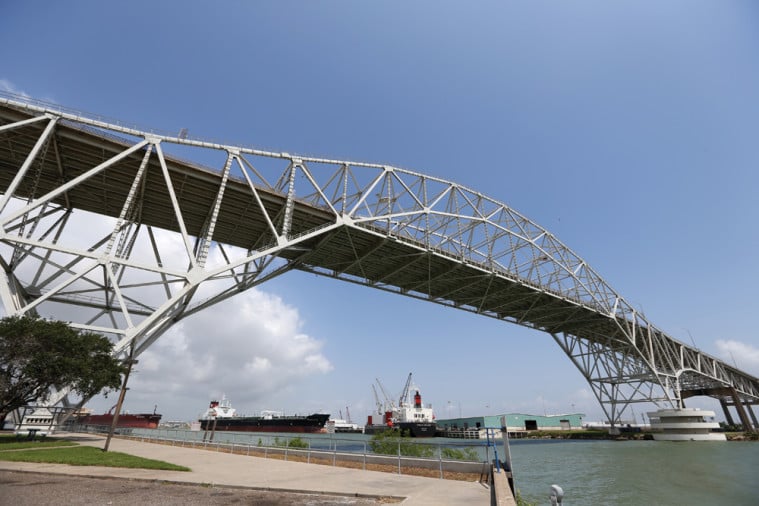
1, 1, 758, 425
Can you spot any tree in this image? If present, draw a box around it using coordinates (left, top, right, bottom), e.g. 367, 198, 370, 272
0, 315, 125, 424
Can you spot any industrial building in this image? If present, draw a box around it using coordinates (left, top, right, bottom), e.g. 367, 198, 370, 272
436, 413, 585, 438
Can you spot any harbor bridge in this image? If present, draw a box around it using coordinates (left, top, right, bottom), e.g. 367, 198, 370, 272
0, 93, 757, 431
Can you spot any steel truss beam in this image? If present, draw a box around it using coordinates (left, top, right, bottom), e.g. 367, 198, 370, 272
1, 93, 757, 425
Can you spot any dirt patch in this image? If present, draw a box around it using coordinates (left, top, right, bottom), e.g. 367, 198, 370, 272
1, 470, 399, 505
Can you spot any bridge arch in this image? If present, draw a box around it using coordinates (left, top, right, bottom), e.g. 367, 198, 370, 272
0, 93, 757, 428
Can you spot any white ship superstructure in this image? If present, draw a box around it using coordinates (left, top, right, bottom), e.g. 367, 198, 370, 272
201, 396, 237, 419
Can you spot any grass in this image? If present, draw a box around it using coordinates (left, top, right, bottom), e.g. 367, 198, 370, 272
515, 489, 538, 506
0, 436, 189, 471
0, 434, 78, 451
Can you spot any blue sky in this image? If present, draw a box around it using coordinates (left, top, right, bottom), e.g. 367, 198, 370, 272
2, 1, 758, 424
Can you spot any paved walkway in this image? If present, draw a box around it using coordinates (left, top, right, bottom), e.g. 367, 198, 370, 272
0, 433, 491, 505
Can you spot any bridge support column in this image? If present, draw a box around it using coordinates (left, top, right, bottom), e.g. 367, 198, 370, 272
719, 398, 736, 426
745, 402, 758, 430
730, 388, 756, 433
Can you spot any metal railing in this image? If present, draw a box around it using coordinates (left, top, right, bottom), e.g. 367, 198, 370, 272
69, 424, 493, 479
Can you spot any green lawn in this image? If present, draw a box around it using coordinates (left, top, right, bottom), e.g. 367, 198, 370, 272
0, 434, 78, 451
0, 437, 189, 471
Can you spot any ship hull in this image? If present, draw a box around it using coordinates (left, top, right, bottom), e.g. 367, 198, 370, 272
78, 413, 162, 429
200, 413, 330, 433
364, 422, 437, 437
334, 426, 364, 434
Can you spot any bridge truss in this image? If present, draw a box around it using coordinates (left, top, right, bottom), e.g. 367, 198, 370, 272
0, 93, 757, 428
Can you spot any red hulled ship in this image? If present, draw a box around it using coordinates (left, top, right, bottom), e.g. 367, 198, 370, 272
76, 405, 162, 429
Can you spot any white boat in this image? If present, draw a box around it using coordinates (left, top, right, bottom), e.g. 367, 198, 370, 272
327, 407, 363, 433
646, 408, 726, 441
326, 418, 363, 433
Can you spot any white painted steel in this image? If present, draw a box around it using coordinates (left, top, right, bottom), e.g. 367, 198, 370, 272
0, 92, 757, 426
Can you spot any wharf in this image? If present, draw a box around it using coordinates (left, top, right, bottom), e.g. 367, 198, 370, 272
437, 428, 529, 439
0, 433, 493, 505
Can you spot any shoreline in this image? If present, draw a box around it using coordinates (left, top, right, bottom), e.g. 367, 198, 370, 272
514, 429, 758, 441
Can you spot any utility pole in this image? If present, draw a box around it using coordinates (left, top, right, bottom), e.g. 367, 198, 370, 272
103, 340, 137, 452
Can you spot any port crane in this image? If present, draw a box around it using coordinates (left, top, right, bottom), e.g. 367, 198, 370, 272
371, 384, 387, 416
398, 372, 414, 408
373, 378, 396, 413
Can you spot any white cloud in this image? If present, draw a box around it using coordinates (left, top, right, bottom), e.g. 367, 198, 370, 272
715, 339, 759, 374
98, 287, 333, 420
0, 78, 30, 98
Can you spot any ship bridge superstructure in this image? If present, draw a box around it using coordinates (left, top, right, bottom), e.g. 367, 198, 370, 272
0, 93, 757, 429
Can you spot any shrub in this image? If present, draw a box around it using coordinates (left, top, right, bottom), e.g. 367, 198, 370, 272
273, 436, 309, 448
369, 429, 434, 458
441, 447, 479, 461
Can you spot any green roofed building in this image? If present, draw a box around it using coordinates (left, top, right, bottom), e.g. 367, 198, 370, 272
436, 413, 585, 438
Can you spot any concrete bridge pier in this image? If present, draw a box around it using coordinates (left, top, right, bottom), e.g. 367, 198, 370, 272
729, 387, 757, 433
682, 387, 757, 433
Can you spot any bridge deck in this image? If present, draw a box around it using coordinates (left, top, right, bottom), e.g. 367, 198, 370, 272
0, 102, 626, 341
1, 97, 757, 415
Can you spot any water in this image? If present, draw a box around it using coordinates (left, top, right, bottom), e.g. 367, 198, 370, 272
131, 428, 758, 505
507, 439, 759, 505
130, 428, 488, 455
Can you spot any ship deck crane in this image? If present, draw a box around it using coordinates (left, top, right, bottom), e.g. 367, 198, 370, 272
371, 384, 384, 415
375, 378, 395, 412
398, 372, 413, 408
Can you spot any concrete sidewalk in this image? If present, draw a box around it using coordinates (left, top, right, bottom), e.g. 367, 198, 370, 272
0, 434, 491, 505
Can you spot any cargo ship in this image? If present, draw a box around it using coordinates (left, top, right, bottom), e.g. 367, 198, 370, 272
199, 397, 330, 433
76, 405, 162, 429
364, 373, 437, 437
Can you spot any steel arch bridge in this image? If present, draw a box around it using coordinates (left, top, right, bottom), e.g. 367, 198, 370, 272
0, 94, 757, 430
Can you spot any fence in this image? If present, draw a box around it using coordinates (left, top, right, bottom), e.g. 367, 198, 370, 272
70, 424, 494, 479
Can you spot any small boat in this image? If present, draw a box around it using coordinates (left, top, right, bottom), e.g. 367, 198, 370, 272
327, 407, 363, 433
199, 396, 330, 433
646, 408, 726, 441
327, 418, 364, 433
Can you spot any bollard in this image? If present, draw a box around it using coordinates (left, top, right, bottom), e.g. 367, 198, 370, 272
500, 417, 513, 473
397, 439, 401, 475
550, 484, 564, 506
438, 443, 443, 479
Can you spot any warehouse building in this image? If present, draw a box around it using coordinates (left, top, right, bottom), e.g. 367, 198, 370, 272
436, 413, 585, 437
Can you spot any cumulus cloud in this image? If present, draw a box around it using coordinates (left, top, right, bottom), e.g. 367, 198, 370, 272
715, 339, 759, 374
1, 194, 333, 420
110, 288, 333, 419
